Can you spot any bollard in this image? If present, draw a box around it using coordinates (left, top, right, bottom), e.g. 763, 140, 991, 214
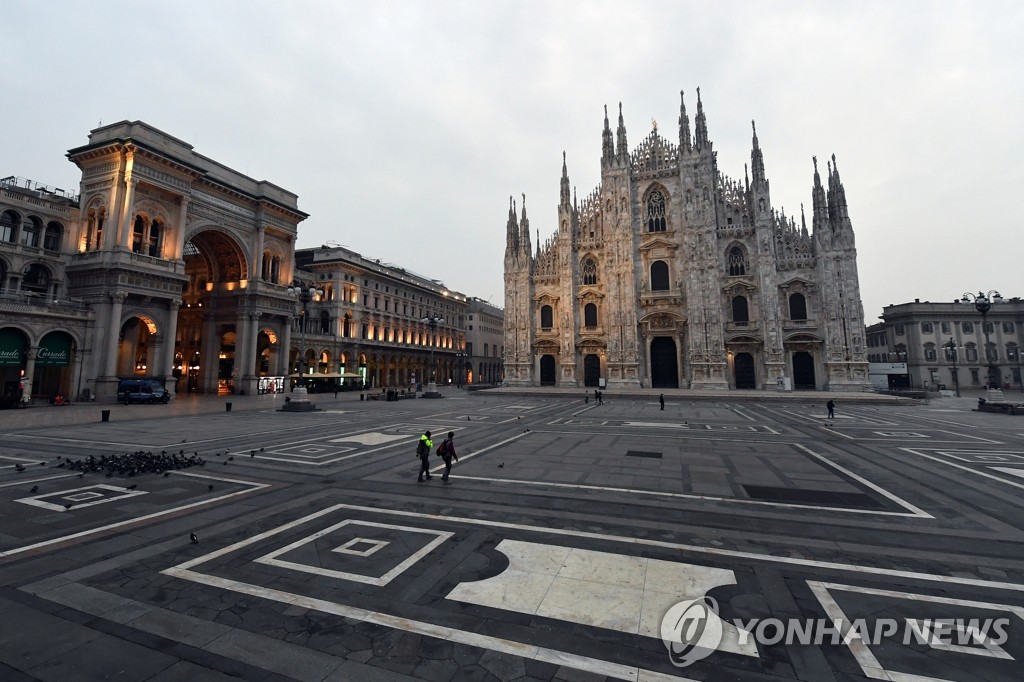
225, 402, 232, 412
101, 409, 110, 422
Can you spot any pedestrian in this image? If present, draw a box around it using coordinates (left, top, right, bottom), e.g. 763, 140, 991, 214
659, 394, 665, 410
826, 399, 835, 419
598, 390, 603, 405
438, 431, 459, 483
334, 383, 339, 398
416, 430, 433, 481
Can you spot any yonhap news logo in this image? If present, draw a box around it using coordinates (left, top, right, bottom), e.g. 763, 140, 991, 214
661, 597, 1011, 668
660, 596, 722, 667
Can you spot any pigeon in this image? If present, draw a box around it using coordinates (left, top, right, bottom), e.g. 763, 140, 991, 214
164, 472, 171, 477
15, 463, 26, 472
227, 456, 234, 461
260, 447, 264, 452
64, 503, 72, 510
182, 439, 187, 443
30, 485, 38, 493
39, 462, 45, 466
208, 484, 214, 491
190, 532, 199, 544
467, 416, 471, 421
498, 463, 504, 468
250, 452, 255, 458
127, 484, 137, 490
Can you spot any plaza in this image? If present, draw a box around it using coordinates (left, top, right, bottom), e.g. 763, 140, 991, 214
1, 388, 1023, 681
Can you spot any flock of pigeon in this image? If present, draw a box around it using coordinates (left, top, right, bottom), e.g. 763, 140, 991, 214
52, 450, 208, 476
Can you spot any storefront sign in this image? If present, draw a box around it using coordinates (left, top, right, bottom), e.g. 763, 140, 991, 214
0, 330, 25, 367
36, 334, 71, 366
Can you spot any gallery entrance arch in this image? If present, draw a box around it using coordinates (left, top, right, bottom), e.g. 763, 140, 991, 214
792, 351, 816, 390
178, 229, 248, 394
34, 331, 75, 398
539, 355, 556, 386
650, 337, 679, 388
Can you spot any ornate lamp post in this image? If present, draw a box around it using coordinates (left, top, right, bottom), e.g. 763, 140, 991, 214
944, 337, 962, 398
421, 314, 444, 397
288, 281, 323, 384
961, 290, 1003, 389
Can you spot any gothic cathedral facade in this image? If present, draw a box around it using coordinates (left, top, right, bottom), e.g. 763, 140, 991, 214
503, 90, 869, 391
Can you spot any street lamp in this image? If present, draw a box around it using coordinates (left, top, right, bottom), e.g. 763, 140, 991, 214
421, 314, 444, 396
961, 290, 1003, 389
455, 349, 466, 388
288, 280, 324, 383
944, 337, 962, 398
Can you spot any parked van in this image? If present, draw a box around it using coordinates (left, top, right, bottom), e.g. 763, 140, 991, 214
116, 379, 170, 404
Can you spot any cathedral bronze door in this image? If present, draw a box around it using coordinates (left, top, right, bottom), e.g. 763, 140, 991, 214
792, 351, 816, 390
540, 355, 556, 386
734, 353, 756, 389
650, 337, 679, 388
583, 354, 600, 387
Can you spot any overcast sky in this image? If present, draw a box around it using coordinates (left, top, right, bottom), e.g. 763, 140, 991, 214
5, 1, 1022, 322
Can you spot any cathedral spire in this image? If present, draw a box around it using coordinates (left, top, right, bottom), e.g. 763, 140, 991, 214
559, 151, 571, 207
519, 192, 531, 256
678, 90, 692, 153
615, 102, 628, 157
827, 153, 849, 221
694, 87, 709, 151
602, 104, 614, 162
800, 203, 809, 237
750, 120, 767, 190
811, 156, 828, 228
504, 195, 519, 256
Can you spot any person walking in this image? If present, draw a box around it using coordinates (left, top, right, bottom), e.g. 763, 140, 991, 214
438, 431, 459, 483
417, 430, 433, 481
659, 394, 665, 410
826, 399, 835, 419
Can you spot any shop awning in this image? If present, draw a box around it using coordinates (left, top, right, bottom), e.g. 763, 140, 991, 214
36, 333, 71, 366
0, 329, 25, 367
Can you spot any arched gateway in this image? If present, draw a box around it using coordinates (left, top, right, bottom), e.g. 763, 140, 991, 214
66, 121, 307, 400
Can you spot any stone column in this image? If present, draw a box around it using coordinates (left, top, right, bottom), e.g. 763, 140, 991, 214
172, 196, 190, 261
118, 174, 138, 250
103, 293, 128, 377
278, 317, 292, 376
22, 348, 37, 400
162, 300, 181, 395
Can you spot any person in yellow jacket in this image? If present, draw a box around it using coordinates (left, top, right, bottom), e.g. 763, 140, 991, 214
417, 430, 433, 482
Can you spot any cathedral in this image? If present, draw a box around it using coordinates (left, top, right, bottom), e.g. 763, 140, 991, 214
503, 89, 870, 391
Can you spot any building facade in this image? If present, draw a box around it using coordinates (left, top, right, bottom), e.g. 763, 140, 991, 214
871, 298, 1023, 392
292, 246, 471, 390
465, 297, 504, 385
503, 91, 870, 391
2, 121, 307, 402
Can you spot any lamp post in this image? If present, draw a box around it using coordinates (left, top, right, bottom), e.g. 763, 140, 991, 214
288, 281, 323, 384
890, 349, 909, 390
455, 350, 465, 388
421, 314, 444, 397
961, 290, 1003, 389
944, 337, 961, 398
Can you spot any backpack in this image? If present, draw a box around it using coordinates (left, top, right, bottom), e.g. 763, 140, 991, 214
416, 439, 428, 458
437, 440, 449, 457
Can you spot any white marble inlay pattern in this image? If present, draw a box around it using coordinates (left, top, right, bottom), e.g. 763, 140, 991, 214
255, 519, 452, 586
990, 466, 1024, 480
447, 539, 756, 657
333, 537, 388, 557
329, 432, 410, 445
16, 484, 148, 512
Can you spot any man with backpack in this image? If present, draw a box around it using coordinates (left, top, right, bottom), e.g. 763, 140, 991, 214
437, 431, 458, 483
417, 430, 433, 481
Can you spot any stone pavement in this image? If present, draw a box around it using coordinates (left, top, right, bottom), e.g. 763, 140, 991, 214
1, 389, 1023, 681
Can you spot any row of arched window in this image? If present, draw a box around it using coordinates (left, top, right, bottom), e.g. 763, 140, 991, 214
0, 260, 54, 295
580, 246, 752, 289
0, 209, 64, 251
539, 303, 600, 329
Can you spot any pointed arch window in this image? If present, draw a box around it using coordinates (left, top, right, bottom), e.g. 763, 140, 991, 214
584, 303, 598, 328
646, 190, 666, 232
650, 260, 670, 291
540, 305, 553, 329
343, 314, 352, 338
148, 219, 163, 257
732, 295, 749, 324
87, 208, 105, 251
727, 246, 747, 276
320, 310, 331, 334
789, 292, 807, 321
581, 257, 597, 285
131, 215, 146, 253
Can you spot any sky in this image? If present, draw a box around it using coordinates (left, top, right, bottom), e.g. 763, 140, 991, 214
4, 0, 1022, 322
